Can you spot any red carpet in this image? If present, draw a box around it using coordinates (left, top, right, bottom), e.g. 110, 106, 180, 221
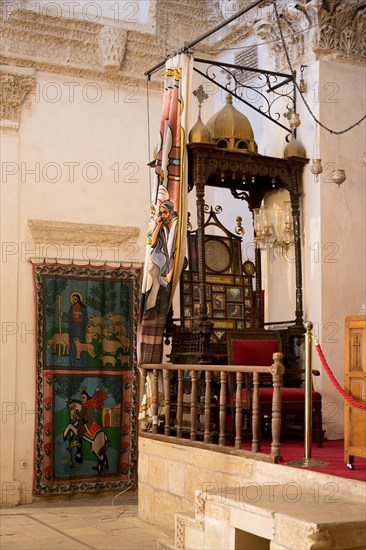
256, 438, 366, 482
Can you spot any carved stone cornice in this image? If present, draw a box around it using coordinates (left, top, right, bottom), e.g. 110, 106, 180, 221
0, 66, 35, 130
252, 1, 319, 71
0, 2, 222, 88
315, 0, 366, 65
28, 219, 140, 246
1, 1, 363, 93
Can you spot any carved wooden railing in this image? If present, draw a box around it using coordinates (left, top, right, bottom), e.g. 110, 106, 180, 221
140, 352, 285, 462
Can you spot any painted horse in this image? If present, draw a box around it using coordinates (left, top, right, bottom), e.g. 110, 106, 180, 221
63, 400, 110, 474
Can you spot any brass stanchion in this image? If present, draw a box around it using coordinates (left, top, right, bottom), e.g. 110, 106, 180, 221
287, 321, 330, 467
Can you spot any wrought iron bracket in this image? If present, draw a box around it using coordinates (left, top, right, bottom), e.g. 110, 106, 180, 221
193, 58, 296, 135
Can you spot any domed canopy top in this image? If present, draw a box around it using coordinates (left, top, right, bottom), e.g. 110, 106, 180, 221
205, 94, 257, 152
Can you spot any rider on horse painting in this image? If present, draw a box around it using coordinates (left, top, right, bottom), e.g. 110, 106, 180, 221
76, 387, 107, 443
74, 386, 108, 467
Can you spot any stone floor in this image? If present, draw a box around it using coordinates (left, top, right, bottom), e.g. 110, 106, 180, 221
0, 490, 173, 550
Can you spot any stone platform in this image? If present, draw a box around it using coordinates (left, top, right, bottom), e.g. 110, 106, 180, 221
173, 484, 366, 549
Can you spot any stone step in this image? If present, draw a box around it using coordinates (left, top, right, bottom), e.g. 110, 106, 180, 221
157, 540, 177, 550
198, 484, 366, 549
175, 511, 204, 549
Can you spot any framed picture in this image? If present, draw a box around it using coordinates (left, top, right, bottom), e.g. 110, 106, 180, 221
183, 283, 191, 293
236, 321, 244, 330
227, 303, 243, 318
213, 320, 234, 329
213, 311, 225, 318
193, 302, 200, 316
184, 307, 192, 318
226, 286, 243, 302
183, 294, 192, 305
193, 284, 211, 300
212, 284, 225, 292
212, 293, 225, 310
213, 331, 225, 342
244, 287, 250, 297
182, 272, 190, 281
206, 275, 234, 285
245, 299, 252, 308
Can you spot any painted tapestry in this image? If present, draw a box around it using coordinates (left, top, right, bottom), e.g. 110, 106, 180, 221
33, 263, 141, 495
138, 53, 193, 365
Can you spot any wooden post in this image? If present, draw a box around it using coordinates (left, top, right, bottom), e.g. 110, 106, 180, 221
235, 371, 243, 450
163, 369, 171, 436
190, 370, 198, 441
270, 352, 285, 458
177, 370, 184, 438
152, 369, 159, 434
204, 370, 212, 444
219, 370, 227, 446
252, 372, 260, 452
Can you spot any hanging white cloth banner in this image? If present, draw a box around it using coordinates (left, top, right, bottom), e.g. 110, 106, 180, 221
138, 52, 193, 427
138, 52, 193, 365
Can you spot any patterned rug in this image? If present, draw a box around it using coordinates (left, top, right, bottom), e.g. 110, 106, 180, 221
33, 263, 141, 495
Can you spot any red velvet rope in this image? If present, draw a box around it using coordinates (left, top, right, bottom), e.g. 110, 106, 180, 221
315, 342, 366, 410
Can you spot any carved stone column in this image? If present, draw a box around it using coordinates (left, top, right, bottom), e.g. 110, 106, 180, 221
0, 67, 35, 131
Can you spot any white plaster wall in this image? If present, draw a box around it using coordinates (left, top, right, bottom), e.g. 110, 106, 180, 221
1, 69, 164, 502
0, 129, 21, 505
318, 60, 366, 438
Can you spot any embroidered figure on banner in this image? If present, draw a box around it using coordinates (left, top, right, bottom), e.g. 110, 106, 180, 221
46, 284, 131, 370
143, 184, 178, 321
63, 386, 110, 474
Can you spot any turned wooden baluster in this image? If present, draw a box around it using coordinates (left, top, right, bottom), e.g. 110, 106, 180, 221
219, 371, 227, 446
190, 371, 198, 441
235, 371, 243, 450
177, 370, 184, 438
163, 369, 171, 436
139, 367, 147, 431
271, 352, 285, 458
252, 372, 260, 452
152, 369, 159, 434
204, 370, 212, 444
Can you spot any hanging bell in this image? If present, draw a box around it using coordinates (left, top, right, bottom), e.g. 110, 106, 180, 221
331, 169, 346, 187
310, 159, 323, 181
289, 113, 301, 129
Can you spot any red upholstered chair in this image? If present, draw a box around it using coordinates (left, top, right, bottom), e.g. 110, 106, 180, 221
227, 332, 323, 447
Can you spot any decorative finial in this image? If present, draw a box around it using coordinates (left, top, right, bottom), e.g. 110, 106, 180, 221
221, 68, 234, 90
193, 85, 209, 114
235, 216, 244, 236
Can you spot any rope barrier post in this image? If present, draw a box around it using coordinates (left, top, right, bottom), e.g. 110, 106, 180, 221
287, 321, 330, 468
304, 320, 313, 460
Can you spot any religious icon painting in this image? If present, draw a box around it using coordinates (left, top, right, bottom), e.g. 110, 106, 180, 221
212, 293, 225, 310
184, 307, 192, 317
227, 304, 243, 318
33, 263, 142, 495
226, 287, 243, 302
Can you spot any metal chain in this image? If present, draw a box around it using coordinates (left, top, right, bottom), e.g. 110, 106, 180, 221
272, 0, 366, 135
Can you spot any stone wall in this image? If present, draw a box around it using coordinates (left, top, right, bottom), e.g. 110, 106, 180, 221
138, 436, 366, 532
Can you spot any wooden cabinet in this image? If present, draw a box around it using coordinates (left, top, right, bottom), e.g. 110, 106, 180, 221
344, 315, 366, 467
